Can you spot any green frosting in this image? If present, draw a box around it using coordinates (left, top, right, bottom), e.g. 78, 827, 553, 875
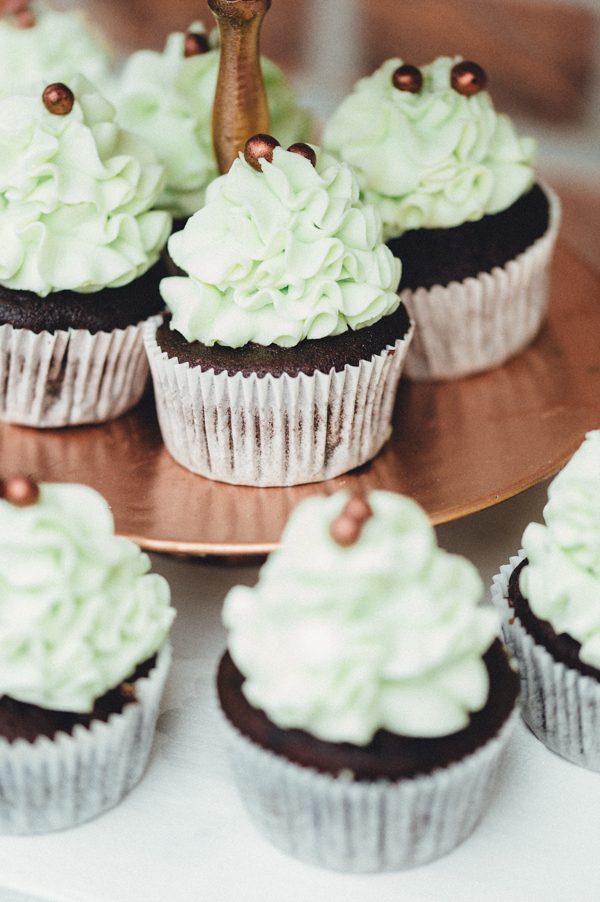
520, 431, 600, 667
114, 24, 313, 217
0, 75, 171, 296
223, 491, 498, 744
0, 1, 112, 93
0, 483, 174, 713
161, 147, 401, 349
323, 57, 536, 241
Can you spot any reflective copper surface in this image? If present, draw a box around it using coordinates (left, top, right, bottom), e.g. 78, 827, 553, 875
1, 244, 598, 556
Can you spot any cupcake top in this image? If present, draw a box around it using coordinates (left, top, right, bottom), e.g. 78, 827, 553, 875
0, 74, 171, 297
322, 56, 536, 241
0, 477, 174, 713
0, 1, 112, 93
114, 23, 313, 218
161, 141, 401, 349
223, 490, 498, 744
520, 430, 600, 667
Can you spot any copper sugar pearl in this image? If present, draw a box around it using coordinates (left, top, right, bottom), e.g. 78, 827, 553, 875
330, 494, 374, 548
287, 142, 317, 167
451, 61, 487, 96
184, 31, 210, 57
1, 475, 40, 507
4, 0, 35, 27
42, 83, 74, 116
244, 134, 280, 170
392, 64, 423, 94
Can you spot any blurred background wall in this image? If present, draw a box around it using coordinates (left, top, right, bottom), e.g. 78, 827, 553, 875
88, 0, 599, 267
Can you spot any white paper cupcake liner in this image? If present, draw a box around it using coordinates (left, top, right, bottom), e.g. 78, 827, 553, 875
492, 553, 600, 770
402, 184, 561, 381
0, 643, 171, 835
219, 706, 517, 872
144, 320, 414, 487
0, 313, 162, 428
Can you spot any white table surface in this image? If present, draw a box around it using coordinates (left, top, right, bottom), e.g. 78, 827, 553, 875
1, 478, 599, 902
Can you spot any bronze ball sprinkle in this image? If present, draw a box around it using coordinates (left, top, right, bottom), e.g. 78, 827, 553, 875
287, 142, 317, 167
42, 83, 74, 116
244, 134, 280, 171
330, 493, 374, 546
1, 475, 40, 507
330, 515, 361, 548
392, 64, 423, 94
450, 61, 487, 96
184, 31, 210, 57
343, 493, 373, 524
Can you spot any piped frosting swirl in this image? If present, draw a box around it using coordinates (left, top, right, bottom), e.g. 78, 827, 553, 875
0, 74, 171, 296
223, 490, 498, 745
0, 1, 111, 94
0, 482, 174, 713
323, 56, 536, 241
161, 146, 401, 349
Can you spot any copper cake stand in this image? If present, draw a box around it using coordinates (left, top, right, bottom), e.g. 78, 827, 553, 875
0, 243, 598, 556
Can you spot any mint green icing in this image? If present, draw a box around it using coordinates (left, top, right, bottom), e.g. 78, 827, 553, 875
323, 56, 536, 241
520, 431, 600, 667
223, 490, 497, 744
0, 1, 112, 93
0, 482, 174, 713
161, 147, 401, 348
0, 75, 171, 296
114, 24, 313, 217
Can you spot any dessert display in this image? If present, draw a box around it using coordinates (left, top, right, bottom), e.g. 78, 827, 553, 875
146, 139, 412, 486
114, 21, 312, 220
0, 476, 174, 833
0, 0, 112, 91
0, 74, 171, 427
323, 56, 560, 380
218, 490, 519, 870
492, 431, 600, 770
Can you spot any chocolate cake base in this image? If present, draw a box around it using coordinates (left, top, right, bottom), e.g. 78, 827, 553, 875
217, 640, 518, 781
0, 655, 157, 744
156, 303, 411, 378
0, 262, 167, 334
508, 559, 600, 681
388, 183, 550, 291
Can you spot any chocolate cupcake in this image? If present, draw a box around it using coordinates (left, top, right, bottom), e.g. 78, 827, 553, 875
492, 430, 600, 769
218, 490, 519, 870
0, 75, 171, 427
323, 56, 560, 380
0, 477, 174, 833
145, 140, 413, 486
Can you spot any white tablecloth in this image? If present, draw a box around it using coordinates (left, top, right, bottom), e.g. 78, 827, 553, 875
1, 479, 598, 902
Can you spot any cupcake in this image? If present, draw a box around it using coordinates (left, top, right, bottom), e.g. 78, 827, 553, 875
492, 430, 600, 770
0, 476, 174, 833
114, 22, 312, 221
218, 490, 519, 871
0, 74, 172, 427
0, 0, 112, 92
146, 138, 413, 487
323, 56, 560, 380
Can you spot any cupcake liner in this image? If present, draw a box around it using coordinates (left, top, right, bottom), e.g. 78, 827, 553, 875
219, 707, 518, 872
402, 184, 561, 381
144, 320, 414, 487
492, 553, 600, 770
0, 313, 162, 428
0, 643, 171, 835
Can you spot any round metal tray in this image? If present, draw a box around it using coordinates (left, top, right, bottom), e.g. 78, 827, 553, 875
1, 243, 598, 556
